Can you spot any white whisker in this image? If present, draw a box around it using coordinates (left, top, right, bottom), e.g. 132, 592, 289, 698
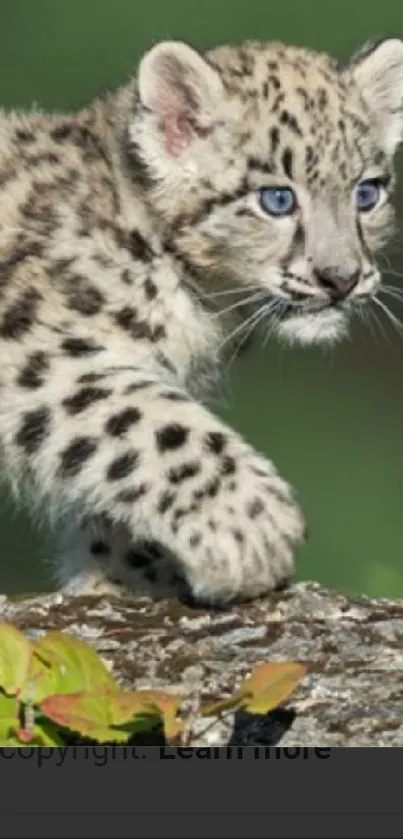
223, 305, 270, 375
373, 296, 403, 334
381, 285, 403, 303
382, 265, 403, 280
210, 291, 265, 320
196, 284, 262, 301
262, 299, 288, 348
355, 303, 375, 339
217, 306, 266, 356
369, 305, 390, 343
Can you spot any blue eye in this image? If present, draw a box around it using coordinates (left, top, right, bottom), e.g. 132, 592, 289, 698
355, 179, 382, 212
259, 186, 296, 216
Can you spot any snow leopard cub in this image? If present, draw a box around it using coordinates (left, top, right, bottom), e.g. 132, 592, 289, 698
0, 36, 402, 605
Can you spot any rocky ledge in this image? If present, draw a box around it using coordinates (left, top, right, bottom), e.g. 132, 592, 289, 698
1, 581, 403, 747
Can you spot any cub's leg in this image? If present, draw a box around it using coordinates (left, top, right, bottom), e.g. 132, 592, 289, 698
10, 368, 305, 605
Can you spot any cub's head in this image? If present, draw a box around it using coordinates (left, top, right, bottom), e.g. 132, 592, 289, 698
129, 37, 403, 346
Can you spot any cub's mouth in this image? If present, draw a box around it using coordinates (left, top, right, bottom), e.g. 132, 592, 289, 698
276, 290, 370, 321
277, 298, 334, 320
274, 295, 357, 345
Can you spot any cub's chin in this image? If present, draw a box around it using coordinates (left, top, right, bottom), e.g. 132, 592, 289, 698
276, 306, 348, 346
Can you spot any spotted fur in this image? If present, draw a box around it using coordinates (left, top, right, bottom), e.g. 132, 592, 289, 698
0, 36, 402, 605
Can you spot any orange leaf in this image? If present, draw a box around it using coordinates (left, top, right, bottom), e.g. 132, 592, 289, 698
41, 687, 183, 744
130, 690, 183, 741
239, 661, 307, 714
200, 661, 307, 719
40, 688, 179, 743
40, 692, 132, 743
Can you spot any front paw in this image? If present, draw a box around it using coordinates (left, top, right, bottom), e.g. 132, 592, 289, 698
59, 571, 126, 599
174, 451, 306, 606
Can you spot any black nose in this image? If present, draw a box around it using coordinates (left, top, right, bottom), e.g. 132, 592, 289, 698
314, 266, 360, 301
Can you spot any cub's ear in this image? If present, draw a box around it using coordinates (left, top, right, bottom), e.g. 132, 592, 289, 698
349, 37, 403, 154
137, 41, 224, 157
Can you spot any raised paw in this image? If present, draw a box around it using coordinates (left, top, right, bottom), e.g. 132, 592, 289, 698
166, 445, 306, 606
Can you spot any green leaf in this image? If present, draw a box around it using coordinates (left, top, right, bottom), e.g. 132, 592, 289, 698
238, 661, 307, 714
32, 720, 67, 747
0, 692, 19, 739
113, 690, 183, 741
27, 631, 118, 703
0, 622, 32, 696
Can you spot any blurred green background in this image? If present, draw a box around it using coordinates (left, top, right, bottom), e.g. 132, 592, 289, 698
0, 0, 402, 598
